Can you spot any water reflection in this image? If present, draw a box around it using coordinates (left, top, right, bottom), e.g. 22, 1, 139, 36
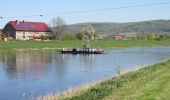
50, 53, 68, 79
0, 51, 97, 80
0, 50, 52, 79
0, 46, 170, 100
79, 54, 96, 69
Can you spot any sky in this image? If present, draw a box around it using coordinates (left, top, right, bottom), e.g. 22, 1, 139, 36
0, 0, 170, 28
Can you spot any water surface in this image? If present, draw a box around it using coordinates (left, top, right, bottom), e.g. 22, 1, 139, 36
0, 46, 170, 99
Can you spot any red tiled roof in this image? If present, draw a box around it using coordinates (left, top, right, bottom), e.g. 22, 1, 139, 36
8, 21, 51, 32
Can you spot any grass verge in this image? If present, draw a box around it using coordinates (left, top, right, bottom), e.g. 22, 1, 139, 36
0, 40, 170, 53
39, 60, 170, 100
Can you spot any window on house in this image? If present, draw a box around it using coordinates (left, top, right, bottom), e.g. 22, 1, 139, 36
23, 36, 25, 38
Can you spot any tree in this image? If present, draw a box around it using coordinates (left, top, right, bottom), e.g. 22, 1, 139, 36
0, 34, 5, 42
81, 25, 96, 40
63, 34, 76, 40
40, 35, 44, 42
146, 33, 156, 40
50, 17, 67, 40
158, 34, 170, 40
75, 32, 84, 40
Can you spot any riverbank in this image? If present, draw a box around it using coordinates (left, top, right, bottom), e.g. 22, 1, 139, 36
39, 60, 170, 100
0, 40, 170, 53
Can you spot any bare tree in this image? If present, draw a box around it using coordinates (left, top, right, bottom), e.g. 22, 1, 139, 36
50, 17, 67, 40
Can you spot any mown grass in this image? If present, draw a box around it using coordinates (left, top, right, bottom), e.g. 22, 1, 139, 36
0, 40, 170, 53
40, 60, 170, 100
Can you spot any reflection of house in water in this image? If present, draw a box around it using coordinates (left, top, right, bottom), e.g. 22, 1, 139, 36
0, 51, 98, 80
0, 51, 52, 79
15, 51, 52, 67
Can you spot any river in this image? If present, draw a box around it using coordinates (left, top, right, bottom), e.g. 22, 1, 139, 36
0, 46, 170, 100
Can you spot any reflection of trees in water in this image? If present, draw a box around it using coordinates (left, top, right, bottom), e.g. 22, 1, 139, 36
79, 54, 96, 69
51, 53, 68, 79
50, 54, 96, 79
0, 51, 98, 80
0, 53, 18, 78
0, 50, 53, 79
0, 52, 16, 62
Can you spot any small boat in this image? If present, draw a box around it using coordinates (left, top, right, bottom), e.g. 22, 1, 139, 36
60, 45, 104, 54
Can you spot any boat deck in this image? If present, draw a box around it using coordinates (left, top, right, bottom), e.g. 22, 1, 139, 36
60, 48, 104, 54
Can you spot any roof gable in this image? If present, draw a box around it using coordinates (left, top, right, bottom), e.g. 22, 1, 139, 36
8, 21, 51, 32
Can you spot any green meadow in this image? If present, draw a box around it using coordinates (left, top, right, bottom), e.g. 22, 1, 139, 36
0, 40, 170, 53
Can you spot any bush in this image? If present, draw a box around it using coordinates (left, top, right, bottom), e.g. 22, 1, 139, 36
63, 34, 76, 40
157, 34, 170, 40
145, 33, 156, 40
75, 32, 84, 40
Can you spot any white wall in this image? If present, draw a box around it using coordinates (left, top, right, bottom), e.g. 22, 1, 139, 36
16, 31, 50, 40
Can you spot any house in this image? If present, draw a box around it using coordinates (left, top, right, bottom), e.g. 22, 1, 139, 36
114, 32, 125, 40
121, 32, 139, 39
97, 33, 110, 40
2, 20, 51, 40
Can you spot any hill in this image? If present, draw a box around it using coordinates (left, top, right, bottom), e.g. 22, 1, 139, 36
67, 20, 170, 34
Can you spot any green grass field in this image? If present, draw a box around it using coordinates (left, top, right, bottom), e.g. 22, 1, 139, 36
40, 60, 170, 100
0, 40, 170, 53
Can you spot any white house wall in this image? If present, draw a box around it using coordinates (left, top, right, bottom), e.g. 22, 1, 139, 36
16, 31, 50, 40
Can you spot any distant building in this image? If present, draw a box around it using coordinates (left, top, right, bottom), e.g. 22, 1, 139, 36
3, 20, 51, 40
114, 32, 125, 40
121, 32, 139, 39
97, 33, 110, 40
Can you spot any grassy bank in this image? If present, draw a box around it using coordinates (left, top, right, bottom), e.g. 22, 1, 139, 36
0, 40, 170, 53
40, 60, 170, 100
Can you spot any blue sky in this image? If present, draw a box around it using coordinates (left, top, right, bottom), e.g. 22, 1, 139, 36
0, 0, 170, 28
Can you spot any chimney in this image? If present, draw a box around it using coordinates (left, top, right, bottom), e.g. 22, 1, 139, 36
15, 20, 18, 23
23, 20, 24, 23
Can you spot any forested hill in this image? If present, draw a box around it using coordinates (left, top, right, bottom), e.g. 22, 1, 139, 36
68, 20, 170, 34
